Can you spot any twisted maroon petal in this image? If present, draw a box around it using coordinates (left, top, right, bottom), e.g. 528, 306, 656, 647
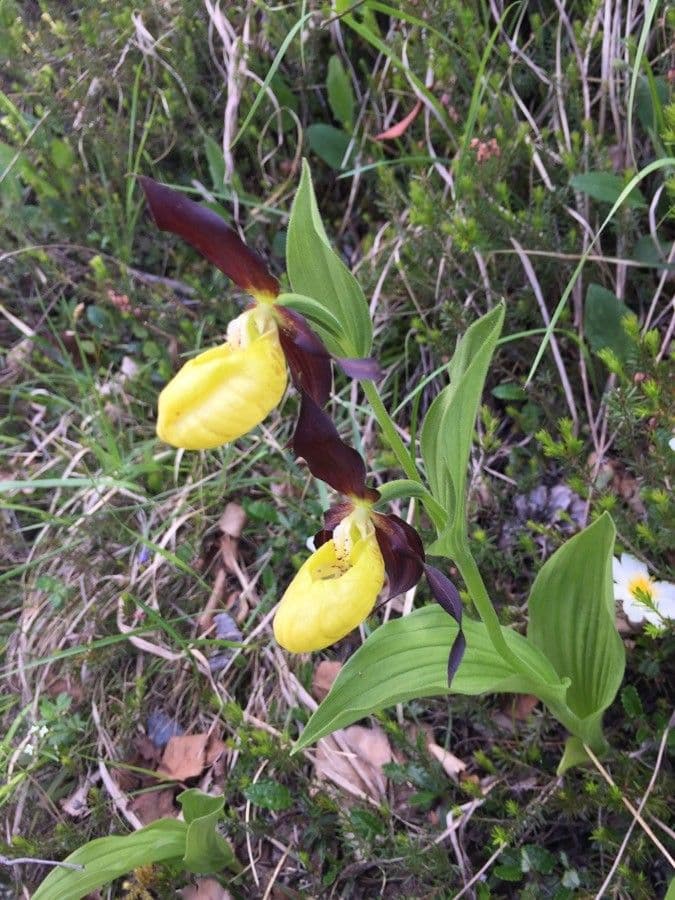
335, 356, 383, 381
275, 306, 332, 406
423, 564, 466, 685
293, 391, 369, 497
139, 176, 279, 297
371, 512, 425, 600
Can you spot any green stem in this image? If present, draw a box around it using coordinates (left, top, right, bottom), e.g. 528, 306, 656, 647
362, 381, 420, 484
362, 382, 446, 531
453, 540, 538, 678
363, 382, 544, 685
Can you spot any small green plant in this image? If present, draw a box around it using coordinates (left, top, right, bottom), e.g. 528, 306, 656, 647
32, 790, 239, 899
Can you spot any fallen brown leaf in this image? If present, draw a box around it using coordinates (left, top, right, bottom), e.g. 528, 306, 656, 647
314, 725, 393, 801
205, 734, 226, 766
406, 722, 434, 748
130, 787, 176, 824
493, 694, 541, 731
218, 503, 247, 538
346, 725, 392, 773
218, 503, 246, 574
136, 734, 162, 764
509, 694, 540, 721
312, 660, 342, 701
2, 337, 33, 384
159, 734, 209, 781
427, 742, 467, 780
61, 779, 93, 818
45, 675, 84, 705
199, 504, 249, 630
113, 735, 161, 792
180, 879, 232, 900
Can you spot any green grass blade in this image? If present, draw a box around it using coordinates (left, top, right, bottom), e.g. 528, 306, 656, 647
229, 12, 312, 149
526, 157, 675, 383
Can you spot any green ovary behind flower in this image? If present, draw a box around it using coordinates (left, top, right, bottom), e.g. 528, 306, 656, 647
273, 532, 385, 653
156, 320, 287, 450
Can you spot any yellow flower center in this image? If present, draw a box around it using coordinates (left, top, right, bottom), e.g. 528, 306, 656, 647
628, 574, 654, 602
226, 305, 276, 348
250, 289, 278, 307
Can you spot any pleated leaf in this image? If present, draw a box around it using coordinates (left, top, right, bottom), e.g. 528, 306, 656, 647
179, 789, 240, 873
294, 605, 568, 751
32, 820, 187, 900
286, 159, 372, 358
528, 513, 625, 729
420, 305, 504, 553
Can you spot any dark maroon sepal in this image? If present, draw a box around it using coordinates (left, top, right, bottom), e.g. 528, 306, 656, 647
423, 564, 466, 685
293, 391, 369, 497
139, 176, 279, 297
276, 307, 332, 406
372, 513, 425, 599
335, 356, 383, 381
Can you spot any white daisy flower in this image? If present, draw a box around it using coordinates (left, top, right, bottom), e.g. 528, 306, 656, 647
613, 553, 675, 626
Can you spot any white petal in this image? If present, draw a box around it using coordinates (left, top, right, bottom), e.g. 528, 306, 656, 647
654, 582, 675, 620
619, 553, 649, 579
613, 581, 632, 604
613, 553, 647, 589
612, 556, 625, 581
622, 596, 646, 624
643, 607, 663, 626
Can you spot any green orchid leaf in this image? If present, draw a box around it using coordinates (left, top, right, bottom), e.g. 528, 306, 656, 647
326, 55, 355, 131
286, 159, 372, 358
178, 787, 224, 825
294, 605, 568, 751
420, 304, 505, 548
276, 291, 343, 354
178, 789, 240, 874
32, 820, 187, 900
306, 123, 353, 170
528, 513, 625, 746
584, 283, 634, 363
570, 171, 647, 209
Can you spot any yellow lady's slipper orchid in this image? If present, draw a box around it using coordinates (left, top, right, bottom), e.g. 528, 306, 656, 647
157, 308, 287, 449
141, 176, 379, 450
274, 530, 385, 653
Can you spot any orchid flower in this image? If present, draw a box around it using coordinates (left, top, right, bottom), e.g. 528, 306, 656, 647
273, 393, 466, 683
140, 177, 378, 449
